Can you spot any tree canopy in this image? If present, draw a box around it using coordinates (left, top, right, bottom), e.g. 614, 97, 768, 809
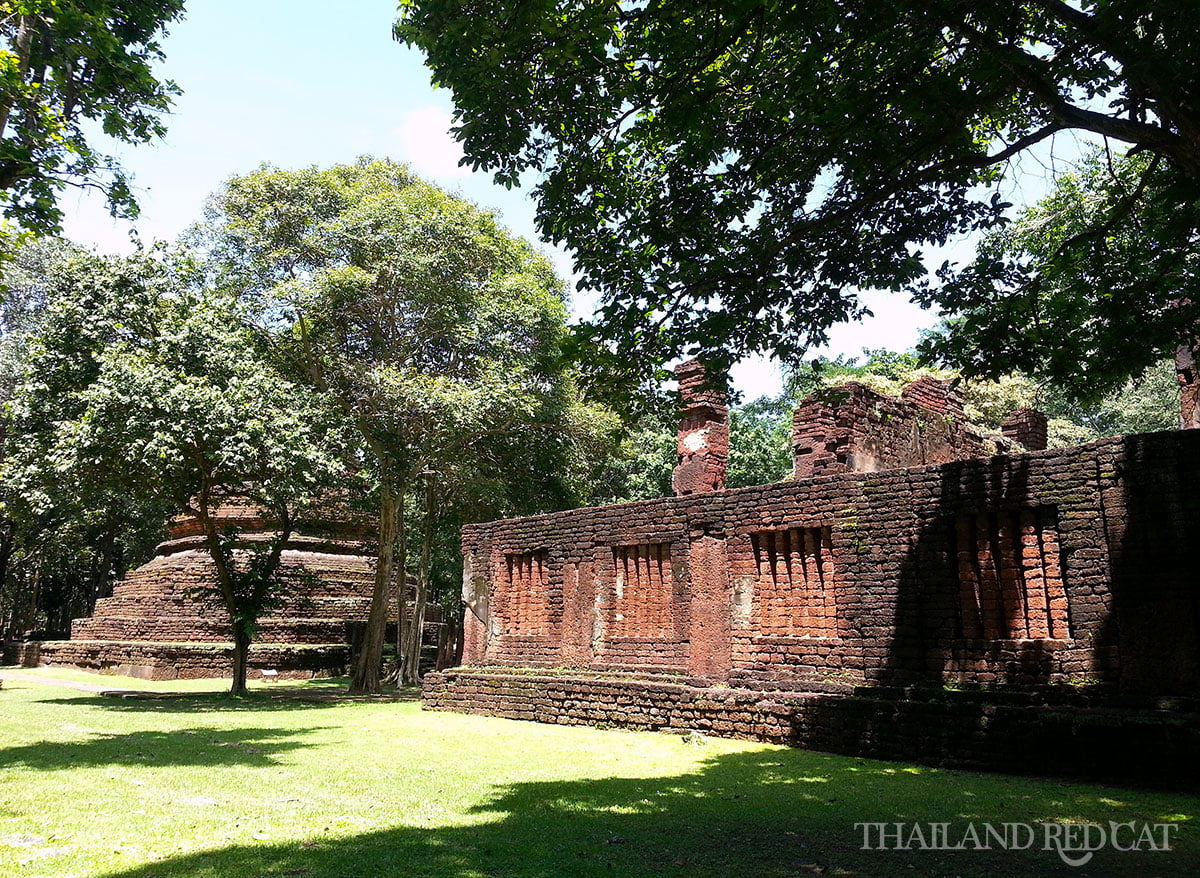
4, 244, 346, 693
195, 158, 618, 691
0, 238, 169, 638
397, 2, 1200, 390
0, 0, 184, 234
917, 150, 1199, 402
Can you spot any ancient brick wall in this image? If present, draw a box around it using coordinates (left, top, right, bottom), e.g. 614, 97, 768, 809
438, 376, 1198, 777
460, 430, 1200, 696
423, 668, 1200, 787
791, 381, 1006, 479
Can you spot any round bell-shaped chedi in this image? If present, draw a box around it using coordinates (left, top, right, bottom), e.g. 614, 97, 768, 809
32, 499, 429, 680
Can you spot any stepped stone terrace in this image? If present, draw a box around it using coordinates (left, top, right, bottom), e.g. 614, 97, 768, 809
15, 501, 435, 680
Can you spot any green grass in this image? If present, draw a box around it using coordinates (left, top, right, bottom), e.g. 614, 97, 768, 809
0, 670, 1196, 877
3, 665, 355, 693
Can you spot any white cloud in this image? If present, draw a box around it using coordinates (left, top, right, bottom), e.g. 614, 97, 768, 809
395, 106, 468, 182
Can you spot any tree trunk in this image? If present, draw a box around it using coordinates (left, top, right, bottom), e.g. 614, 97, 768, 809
349, 458, 399, 695
0, 14, 35, 141
194, 481, 250, 697
28, 561, 41, 635
0, 521, 16, 639
91, 524, 118, 615
393, 489, 408, 677
401, 477, 434, 685
230, 626, 251, 697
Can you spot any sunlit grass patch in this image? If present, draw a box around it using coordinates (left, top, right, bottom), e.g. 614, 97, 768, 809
1, 672, 1196, 877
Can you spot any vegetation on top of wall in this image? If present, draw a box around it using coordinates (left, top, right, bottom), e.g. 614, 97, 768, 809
790, 349, 1180, 448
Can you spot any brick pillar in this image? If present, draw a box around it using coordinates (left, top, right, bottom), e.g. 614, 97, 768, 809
672, 360, 729, 495
687, 534, 732, 683
460, 553, 489, 664
1177, 345, 1200, 429
1000, 408, 1049, 451
560, 559, 596, 667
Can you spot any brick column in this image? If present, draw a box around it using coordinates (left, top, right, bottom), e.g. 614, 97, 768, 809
560, 559, 596, 667
672, 360, 730, 495
687, 535, 732, 683
460, 552, 489, 664
1000, 408, 1049, 451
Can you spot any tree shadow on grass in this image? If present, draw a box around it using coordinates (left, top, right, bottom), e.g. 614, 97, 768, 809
0, 724, 323, 770
35, 691, 358, 714
92, 746, 1198, 878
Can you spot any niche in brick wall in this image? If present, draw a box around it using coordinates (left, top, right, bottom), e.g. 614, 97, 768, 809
609, 543, 675, 639
496, 550, 556, 635
751, 527, 839, 637
954, 508, 1069, 640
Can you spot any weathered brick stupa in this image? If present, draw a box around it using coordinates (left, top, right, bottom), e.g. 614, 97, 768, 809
425, 361, 1200, 786
22, 501, 437, 680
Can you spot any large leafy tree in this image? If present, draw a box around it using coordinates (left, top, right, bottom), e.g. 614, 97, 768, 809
196, 159, 617, 692
917, 150, 1198, 402
0, 0, 184, 234
397, 1, 1200, 388
6, 248, 345, 694
0, 239, 169, 639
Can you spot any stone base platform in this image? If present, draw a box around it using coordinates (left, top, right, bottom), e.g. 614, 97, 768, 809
422, 668, 1200, 788
7, 639, 350, 681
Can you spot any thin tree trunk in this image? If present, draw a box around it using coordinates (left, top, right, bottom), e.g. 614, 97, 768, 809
393, 487, 407, 677
350, 457, 399, 695
27, 561, 41, 636
230, 627, 251, 697
401, 477, 434, 684
0, 521, 15, 639
0, 14, 35, 140
194, 479, 251, 696
91, 525, 118, 615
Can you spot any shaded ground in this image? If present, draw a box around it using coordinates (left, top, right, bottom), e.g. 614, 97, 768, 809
1, 670, 1197, 877
0, 667, 419, 701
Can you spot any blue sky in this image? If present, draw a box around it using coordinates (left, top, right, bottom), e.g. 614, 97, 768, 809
60, 0, 987, 397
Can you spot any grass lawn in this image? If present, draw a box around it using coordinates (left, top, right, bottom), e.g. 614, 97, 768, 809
0, 668, 1196, 877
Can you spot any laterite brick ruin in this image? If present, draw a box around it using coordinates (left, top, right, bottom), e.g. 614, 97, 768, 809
425, 361, 1200, 785
17, 502, 436, 680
